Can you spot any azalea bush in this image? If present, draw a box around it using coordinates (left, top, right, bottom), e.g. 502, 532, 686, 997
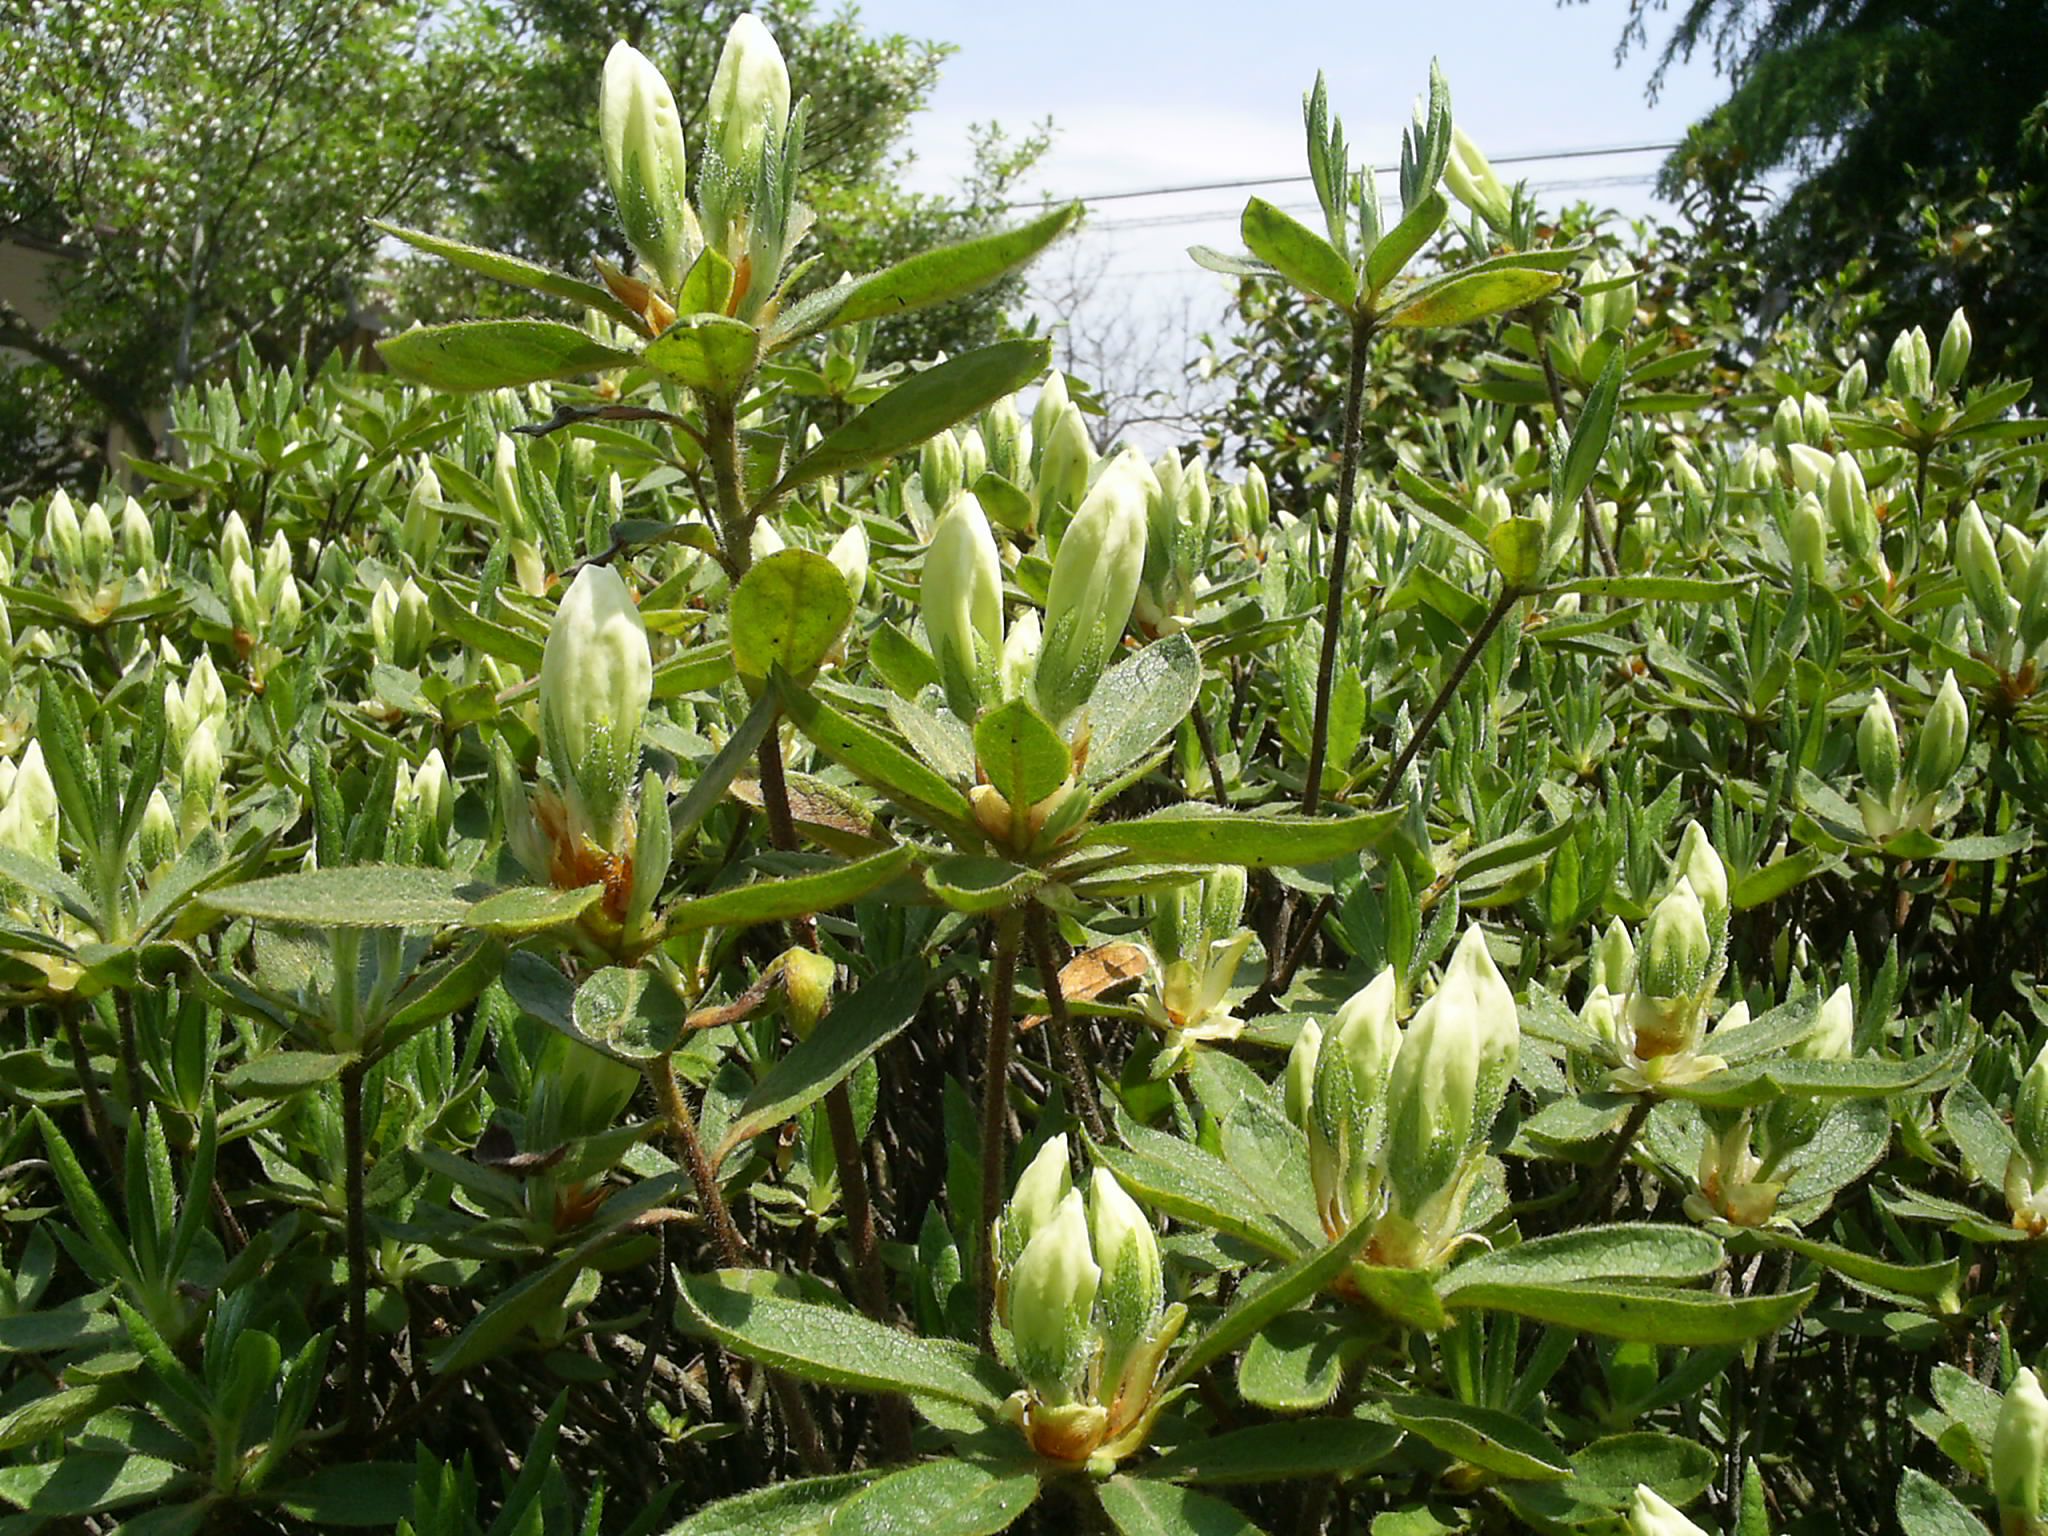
4, 16, 2048, 1536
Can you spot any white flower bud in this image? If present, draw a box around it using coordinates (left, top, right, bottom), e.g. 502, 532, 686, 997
600, 41, 693, 293
1036, 452, 1152, 725
923, 495, 1004, 721
1008, 1189, 1100, 1405
539, 564, 653, 845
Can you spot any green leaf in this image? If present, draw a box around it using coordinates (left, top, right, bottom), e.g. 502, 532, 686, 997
1763, 1231, 1961, 1311
201, 866, 476, 929
831, 1461, 1041, 1536
663, 1472, 880, 1536
376, 320, 640, 392
1558, 342, 1626, 510
1234, 1310, 1352, 1412
1077, 805, 1401, 868
1365, 190, 1447, 294
731, 550, 854, 687
1166, 1221, 1373, 1391
666, 846, 913, 934
1241, 198, 1356, 310
777, 675, 979, 840
462, 884, 605, 937
774, 202, 1083, 348
1437, 1225, 1722, 1298
676, 1270, 1010, 1411
272, 1463, 420, 1528
0, 1452, 185, 1516
1083, 635, 1204, 787
223, 1052, 351, 1097
643, 314, 761, 397
715, 959, 925, 1161
772, 340, 1052, 497
1440, 1279, 1815, 1345
1381, 266, 1565, 330
1098, 1477, 1269, 1536
1095, 1124, 1310, 1260
1554, 575, 1755, 603
1140, 1418, 1402, 1485
369, 221, 641, 328
1895, 1470, 1991, 1536
974, 698, 1072, 808
1381, 1395, 1569, 1481
1567, 1432, 1717, 1506
572, 966, 686, 1063
672, 686, 781, 847
923, 856, 1043, 914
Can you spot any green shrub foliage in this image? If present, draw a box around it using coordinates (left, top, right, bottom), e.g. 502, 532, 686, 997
1, 20, 2045, 1536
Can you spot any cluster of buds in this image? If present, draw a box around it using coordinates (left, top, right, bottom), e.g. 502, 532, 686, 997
226, 529, 303, 657
501, 566, 669, 957
1135, 868, 1256, 1056
369, 576, 433, 670
1855, 673, 1969, 843
599, 14, 800, 325
1577, 256, 1638, 341
164, 650, 228, 762
1133, 451, 1215, 636
400, 458, 445, 567
394, 750, 454, 866
43, 490, 160, 614
1771, 392, 1832, 451
1886, 311, 1972, 403
993, 1137, 1185, 1465
1031, 375, 1097, 538
1994, 1367, 2048, 1535
1587, 823, 1733, 1089
922, 447, 1151, 734
1033, 451, 1153, 727
1284, 926, 1520, 1270
2003, 1042, 2048, 1237
1684, 985, 1854, 1227
1958, 501, 2048, 676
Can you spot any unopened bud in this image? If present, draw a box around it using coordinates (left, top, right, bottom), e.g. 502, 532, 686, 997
1857, 690, 1902, 807
1090, 1169, 1162, 1389
1035, 452, 1151, 725
539, 564, 653, 845
1934, 308, 1972, 395
137, 787, 178, 869
1959, 502, 2015, 636
1008, 1188, 1099, 1405
600, 41, 693, 293
922, 495, 1004, 721
1907, 671, 1969, 804
1379, 928, 1517, 1255
1638, 879, 1711, 1001
1626, 1485, 1710, 1536
1993, 1368, 2048, 1532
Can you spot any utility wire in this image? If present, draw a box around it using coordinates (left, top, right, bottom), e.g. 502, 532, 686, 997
997, 140, 1679, 212
1083, 173, 1660, 234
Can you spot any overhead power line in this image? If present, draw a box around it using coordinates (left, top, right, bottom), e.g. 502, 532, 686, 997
997, 140, 1678, 213
1082, 173, 1661, 234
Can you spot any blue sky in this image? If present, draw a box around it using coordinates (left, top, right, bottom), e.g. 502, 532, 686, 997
847, 1, 1734, 425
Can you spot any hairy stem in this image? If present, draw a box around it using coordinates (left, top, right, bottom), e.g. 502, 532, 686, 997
651, 1052, 831, 1473
1571, 1095, 1654, 1226
1191, 700, 1232, 808
1028, 904, 1108, 1144
1374, 584, 1522, 808
978, 912, 1026, 1349
340, 1060, 370, 1440
1302, 312, 1375, 815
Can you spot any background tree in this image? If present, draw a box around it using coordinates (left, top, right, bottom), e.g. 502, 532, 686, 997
394, 0, 1049, 367
1593, 0, 2048, 386
0, 0, 496, 473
